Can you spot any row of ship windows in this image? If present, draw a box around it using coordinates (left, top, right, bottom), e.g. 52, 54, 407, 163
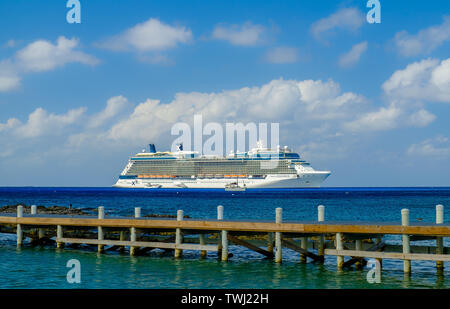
126, 161, 295, 175
126, 167, 295, 173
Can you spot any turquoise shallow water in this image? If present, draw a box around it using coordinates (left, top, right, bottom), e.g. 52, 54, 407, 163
0, 242, 448, 289
0, 187, 449, 289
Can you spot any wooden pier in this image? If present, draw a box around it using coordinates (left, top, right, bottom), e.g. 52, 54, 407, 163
0, 204, 448, 275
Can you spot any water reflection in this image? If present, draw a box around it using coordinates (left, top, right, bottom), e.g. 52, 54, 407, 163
271, 263, 282, 287
401, 273, 412, 288
0, 241, 449, 288
436, 273, 445, 288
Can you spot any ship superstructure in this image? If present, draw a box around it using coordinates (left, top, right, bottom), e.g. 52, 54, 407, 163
114, 142, 330, 189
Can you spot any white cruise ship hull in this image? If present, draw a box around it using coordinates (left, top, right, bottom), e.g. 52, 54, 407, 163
113, 172, 330, 189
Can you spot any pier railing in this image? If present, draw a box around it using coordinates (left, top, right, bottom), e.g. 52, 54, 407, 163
0, 204, 448, 275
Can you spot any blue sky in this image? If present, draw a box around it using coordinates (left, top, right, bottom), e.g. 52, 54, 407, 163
0, 0, 449, 187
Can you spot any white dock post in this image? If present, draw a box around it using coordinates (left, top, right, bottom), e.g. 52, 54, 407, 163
31, 204, 44, 241
199, 234, 207, 258
98, 206, 105, 253
318, 205, 325, 222
336, 232, 344, 270
217, 205, 224, 257
218, 206, 229, 261
217, 205, 224, 220
119, 231, 125, 252
355, 240, 363, 251
134, 207, 141, 219
16, 205, 23, 247
436, 204, 444, 272
130, 207, 141, 256
402, 209, 411, 274
221, 229, 229, 261
275, 208, 282, 263
318, 205, 325, 263
38, 222, 45, 241
56, 225, 63, 248
130, 229, 136, 256
174, 210, 184, 259
300, 237, 307, 263
30, 205, 38, 244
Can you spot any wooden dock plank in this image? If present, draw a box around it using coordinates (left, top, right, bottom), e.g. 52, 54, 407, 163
56, 238, 218, 252
1, 216, 449, 236
325, 249, 450, 262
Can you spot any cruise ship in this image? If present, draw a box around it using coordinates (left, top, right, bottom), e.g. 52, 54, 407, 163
114, 142, 331, 189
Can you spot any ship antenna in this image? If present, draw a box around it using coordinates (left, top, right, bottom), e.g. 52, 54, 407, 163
256, 140, 264, 149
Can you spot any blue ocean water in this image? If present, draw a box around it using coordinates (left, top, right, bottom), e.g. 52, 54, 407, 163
0, 187, 449, 289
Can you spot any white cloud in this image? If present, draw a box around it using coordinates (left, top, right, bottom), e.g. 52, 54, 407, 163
1, 73, 448, 185
344, 105, 402, 132
15, 107, 86, 138
108, 79, 366, 144
265, 47, 298, 64
394, 16, 450, 57
0, 118, 21, 132
88, 95, 128, 128
407, 109, 436, 127
0, 72, 442, 145
296, 79, 367, 120
382, 58, 450, 103
298, 139, 350, 161
338, 41, 368, 68
0, 96, 127, 144
0, 36, 98, 92
98, 18, 192, 52
212, 22, 266, 46
344, 102, 435, 133
0, 72, 446, 182
109, 99, 166, 142
15, 36, 99, 72
407, 136, 450, 157
382, 58, 438, 96
0, 60, 21, 92
310, 8, 364, 43
0, 74, 20, 92
343, 57, 450, 132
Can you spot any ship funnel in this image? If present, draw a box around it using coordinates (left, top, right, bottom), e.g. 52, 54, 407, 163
149, 144, 156, 153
